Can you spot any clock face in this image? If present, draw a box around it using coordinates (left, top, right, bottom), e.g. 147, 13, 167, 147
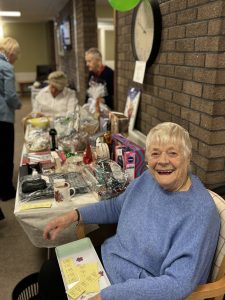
132, 0, 161, 64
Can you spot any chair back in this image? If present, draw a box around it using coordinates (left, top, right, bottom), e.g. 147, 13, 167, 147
208, 190, 225, 281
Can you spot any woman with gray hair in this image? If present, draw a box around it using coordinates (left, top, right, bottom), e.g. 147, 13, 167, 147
39, 122, 220, 300
0, 37, 22, 201
33, 70, 78, 117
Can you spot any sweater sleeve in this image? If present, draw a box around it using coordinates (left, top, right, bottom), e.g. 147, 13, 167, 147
3, 64, 21, 109
78, 193, 125, 224
101, 201, 220, 300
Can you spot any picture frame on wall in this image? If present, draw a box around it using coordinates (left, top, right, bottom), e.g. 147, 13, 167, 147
61, 17, 72, 50
124, 87, 141, 132
56, 26, 64, 56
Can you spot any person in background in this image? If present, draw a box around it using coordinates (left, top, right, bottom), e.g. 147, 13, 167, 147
32, 70, 78, 117
39, 122, 220, 300
85, 47, 114, 110
0, 37, 22, 201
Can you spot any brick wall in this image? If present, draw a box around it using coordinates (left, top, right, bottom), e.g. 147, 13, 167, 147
57, 0, 97, 104
115, 0, 225, 189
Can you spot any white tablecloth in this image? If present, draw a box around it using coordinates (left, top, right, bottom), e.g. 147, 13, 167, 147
14, 191, 99, 248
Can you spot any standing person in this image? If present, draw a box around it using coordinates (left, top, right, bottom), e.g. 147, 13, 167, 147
0, 37, 22, 201
32, 70, 78, 117
39, 122, 220, 300
85, 47, 114, 110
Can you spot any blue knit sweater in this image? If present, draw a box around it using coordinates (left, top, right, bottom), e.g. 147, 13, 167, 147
0, 53, 21, 123
79, 171, 220, 300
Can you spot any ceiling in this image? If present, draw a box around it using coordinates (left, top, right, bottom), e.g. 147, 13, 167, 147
0, 0, 106, 23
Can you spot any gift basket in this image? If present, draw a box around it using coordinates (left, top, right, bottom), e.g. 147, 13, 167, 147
54, 113, 76, 138
79, 106, 99, 135
25, 126, 50, 152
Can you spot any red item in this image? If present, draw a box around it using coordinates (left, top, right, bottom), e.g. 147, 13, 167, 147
94, 64, 105, 77
83, 143, 93, 164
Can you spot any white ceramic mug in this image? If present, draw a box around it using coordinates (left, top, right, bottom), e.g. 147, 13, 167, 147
53, 180, 75, 202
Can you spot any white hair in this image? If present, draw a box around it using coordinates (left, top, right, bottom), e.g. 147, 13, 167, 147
145, 122, 192, 160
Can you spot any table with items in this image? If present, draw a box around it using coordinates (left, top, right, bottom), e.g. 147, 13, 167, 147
14, 110, 130, 248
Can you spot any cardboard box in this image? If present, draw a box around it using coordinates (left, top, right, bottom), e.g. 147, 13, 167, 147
112, 134, 145, 180
110, 112, 128, 135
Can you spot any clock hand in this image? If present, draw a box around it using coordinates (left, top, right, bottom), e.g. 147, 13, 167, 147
138, 21, 147, 34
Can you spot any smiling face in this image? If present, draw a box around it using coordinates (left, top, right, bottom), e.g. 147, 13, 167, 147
148, 143, 190, 192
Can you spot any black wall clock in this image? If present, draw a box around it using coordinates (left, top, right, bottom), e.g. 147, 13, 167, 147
131, 0, 162, 65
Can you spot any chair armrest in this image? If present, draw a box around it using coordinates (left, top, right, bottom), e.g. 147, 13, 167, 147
186, 276, 225, 299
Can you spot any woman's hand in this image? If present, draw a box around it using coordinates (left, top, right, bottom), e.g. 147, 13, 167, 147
88, 293, 102, 300
43, 210, 77, 240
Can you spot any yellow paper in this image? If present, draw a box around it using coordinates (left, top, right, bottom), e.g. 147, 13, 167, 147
20, 201, 52, 211
75, 263, 100, 293
60, 257, 79, 285
66, 262, 100, 299
66, 281, 85, 299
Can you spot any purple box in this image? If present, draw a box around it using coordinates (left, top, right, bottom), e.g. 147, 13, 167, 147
112, 134, 145, 178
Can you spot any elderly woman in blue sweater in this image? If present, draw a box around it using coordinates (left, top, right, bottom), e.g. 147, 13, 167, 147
40, 122, 220, 300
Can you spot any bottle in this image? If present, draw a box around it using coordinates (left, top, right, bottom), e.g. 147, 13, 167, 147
83, 142, 93, 164
103, 120, 112, 157
49, 127, 58, 151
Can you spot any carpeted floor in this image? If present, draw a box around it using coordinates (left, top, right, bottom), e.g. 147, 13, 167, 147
0, 94, 46, 300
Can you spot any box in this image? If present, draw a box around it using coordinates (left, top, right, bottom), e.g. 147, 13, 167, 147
112, 134, 145, 179
110, 112, 129, 135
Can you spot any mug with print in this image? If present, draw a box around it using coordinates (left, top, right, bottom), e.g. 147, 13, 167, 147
53, 179, 75, 202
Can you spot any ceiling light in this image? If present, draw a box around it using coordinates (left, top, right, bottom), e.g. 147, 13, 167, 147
0, 11, 21, 17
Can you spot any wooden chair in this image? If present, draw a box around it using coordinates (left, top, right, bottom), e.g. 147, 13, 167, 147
186, 190, 225, 300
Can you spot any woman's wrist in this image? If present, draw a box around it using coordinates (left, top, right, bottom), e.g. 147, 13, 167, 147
75, 209, 80, 222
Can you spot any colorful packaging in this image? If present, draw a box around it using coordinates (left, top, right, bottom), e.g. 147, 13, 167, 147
112, 134, 145, 179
